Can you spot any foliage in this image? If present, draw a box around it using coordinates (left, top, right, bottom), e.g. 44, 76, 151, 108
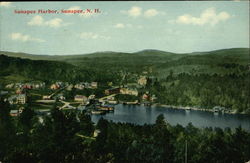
148, 73, 250, 113
1, 48, 249, 113
115, 94, 138, 102
0, 99, 249, 162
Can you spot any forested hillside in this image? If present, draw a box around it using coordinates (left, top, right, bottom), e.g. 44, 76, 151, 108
0, 100, 249, 162
0, 55, 90, 84
0, 48, 249, 113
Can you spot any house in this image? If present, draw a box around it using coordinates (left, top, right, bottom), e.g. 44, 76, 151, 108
22, 84, 32, 89
56, 82, 64, 87
120, 88, 138, 96
5, 83, 14, 89
33, 82, 45, 89
17, 94, 26, 104
84, 82, 91, 89
50, 84, 60, 90
16, 88, 23, 94
74, 83, 85, 90
10, 110, 19, 116
91, 82, 98, 89
142, 93, 150, 101
107, 96, 115, 100
43, 95, 51, 100
138, 76, 147, 86
66, 84, 74, 91
105, 87, 120, 95
8, 95, 17, 104
74, 95, 88, 103
15, 83, 22, 88
8, 94, 26, 104
88, 94, 95, 100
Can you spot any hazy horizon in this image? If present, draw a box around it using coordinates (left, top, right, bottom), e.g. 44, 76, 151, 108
1, 47, 249, 56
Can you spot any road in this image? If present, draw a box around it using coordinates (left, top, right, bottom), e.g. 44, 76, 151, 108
59, 100, 76, 110
99, 94, 116, 102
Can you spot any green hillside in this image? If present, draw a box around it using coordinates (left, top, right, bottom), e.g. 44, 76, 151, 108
1, 48, 249, 82
0, 48, 249, 113
0, 55, 91, 84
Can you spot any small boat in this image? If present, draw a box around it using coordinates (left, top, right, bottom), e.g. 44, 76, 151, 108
96, 105, 114, 112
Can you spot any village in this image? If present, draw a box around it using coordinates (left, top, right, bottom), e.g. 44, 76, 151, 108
0, 76, 158, 117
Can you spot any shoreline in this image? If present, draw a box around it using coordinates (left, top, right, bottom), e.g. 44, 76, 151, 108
153, 104, 248, 115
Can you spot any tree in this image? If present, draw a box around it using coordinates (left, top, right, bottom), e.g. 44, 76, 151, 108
0, 98, 16, 161
95, 118, 109, 156
153, 114, 174, 162
18, 106, 35, 131
78, 111, 94, 136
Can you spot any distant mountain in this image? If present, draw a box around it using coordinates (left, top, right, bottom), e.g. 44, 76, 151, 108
190, 48, 249, 56
134, 49, 178, 56
1, 48, 249, 61
0, 51, 54, 60
0, 48, 249, 82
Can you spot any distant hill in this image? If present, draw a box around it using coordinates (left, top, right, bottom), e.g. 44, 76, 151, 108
0, 51, 54, 60
0, 55, 91, 84
0, 48, 249, 82
1, 48, 248, 61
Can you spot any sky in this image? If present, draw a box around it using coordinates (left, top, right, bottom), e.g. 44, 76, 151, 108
0, 1, 249, 55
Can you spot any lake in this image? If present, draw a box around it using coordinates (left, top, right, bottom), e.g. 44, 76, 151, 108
91, 104, 250, 131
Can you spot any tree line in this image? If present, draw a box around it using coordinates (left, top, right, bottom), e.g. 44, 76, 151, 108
0, 98, 249, 162
146, 73, 250, 114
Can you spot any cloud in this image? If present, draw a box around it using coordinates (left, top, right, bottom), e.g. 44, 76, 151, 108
144, 9, 159, 18
10, 33, 45, 42
28, 15, 70, 28
44, 18, 64, 28
0, 2, 12, 7
114, 23, 125, 29
113, 23, 143, 29
175, 8, 230, 26
121, 6, 142, 18
121, 6, 164, 18
28, 15, 44, 26
80, 32, 110, 40
127, 6, 142, 18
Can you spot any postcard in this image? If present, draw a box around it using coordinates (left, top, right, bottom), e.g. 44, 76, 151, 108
0, 1, 249, 162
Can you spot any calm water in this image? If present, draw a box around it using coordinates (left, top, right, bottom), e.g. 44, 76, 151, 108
91, 104, 250, 131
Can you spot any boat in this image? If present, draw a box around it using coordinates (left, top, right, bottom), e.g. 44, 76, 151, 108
96, 105, 114, 112
126, 101, 139, 105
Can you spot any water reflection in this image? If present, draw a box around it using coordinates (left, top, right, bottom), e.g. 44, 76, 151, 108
91, 104, 250, 131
